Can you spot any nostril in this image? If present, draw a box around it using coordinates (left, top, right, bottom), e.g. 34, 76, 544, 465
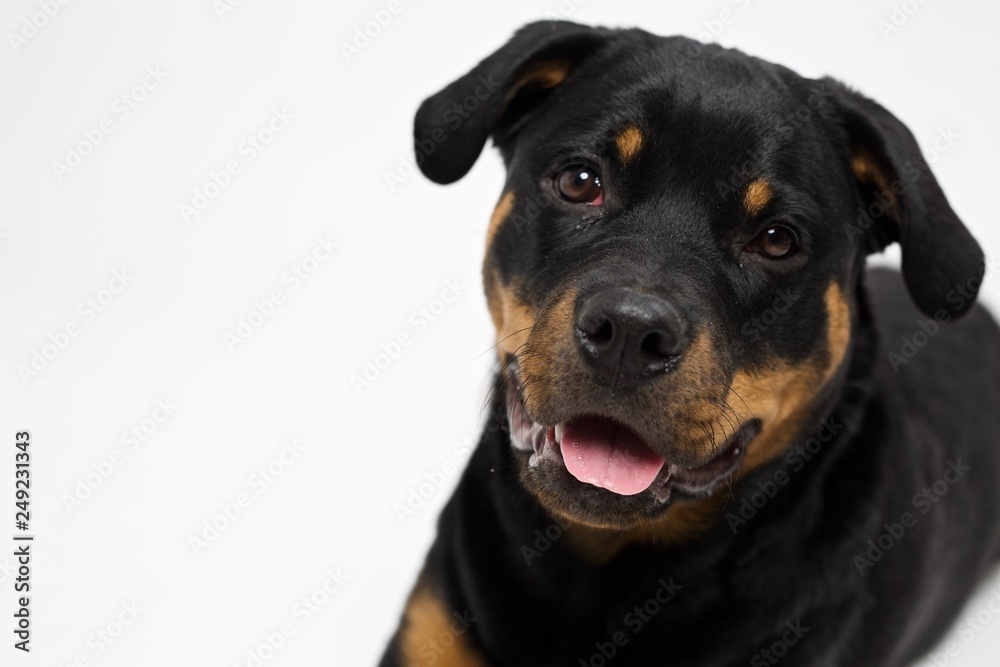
591, 319, 613, 344
578, 314, 614, 344
640, 330, 679, 358
574, 287, 688, 388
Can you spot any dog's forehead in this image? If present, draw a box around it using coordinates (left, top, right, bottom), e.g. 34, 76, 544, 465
502, 46, 843, 228
536, 40, 818, 161
605, 37, 804, 108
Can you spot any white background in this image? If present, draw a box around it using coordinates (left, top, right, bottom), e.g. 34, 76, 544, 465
1, 0, 998, 665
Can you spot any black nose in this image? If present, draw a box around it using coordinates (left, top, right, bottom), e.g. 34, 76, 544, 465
574, 287, 687, 388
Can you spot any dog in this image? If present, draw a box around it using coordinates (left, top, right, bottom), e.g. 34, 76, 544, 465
379, 21, 1000, 667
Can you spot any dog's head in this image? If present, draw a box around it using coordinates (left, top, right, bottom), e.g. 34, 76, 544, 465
415, 22, 983, 530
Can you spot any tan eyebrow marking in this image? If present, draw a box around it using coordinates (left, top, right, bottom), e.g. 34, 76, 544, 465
743, 178, 774, 215
615, 125, 644, 163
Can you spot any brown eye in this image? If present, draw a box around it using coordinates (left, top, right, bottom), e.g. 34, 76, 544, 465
555, 166, 603, 205
747, 225, 797, 259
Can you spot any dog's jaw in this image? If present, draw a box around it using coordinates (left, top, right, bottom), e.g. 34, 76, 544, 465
505, 361, 760, 526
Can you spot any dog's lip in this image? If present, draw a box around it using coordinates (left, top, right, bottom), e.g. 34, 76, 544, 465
504, 364, 759, 501
668, 420, 760, 495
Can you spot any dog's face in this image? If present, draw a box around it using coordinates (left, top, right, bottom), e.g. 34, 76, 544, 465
416, 22, 983, 530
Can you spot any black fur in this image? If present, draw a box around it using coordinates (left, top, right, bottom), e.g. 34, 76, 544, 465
382, 21, 1000, 667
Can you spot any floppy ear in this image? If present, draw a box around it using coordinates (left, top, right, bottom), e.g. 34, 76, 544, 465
825, 78, 984, 318
414, 21, 611, 185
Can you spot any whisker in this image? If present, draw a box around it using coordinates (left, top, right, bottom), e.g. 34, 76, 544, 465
473, 327, 533, 360
479, 340, 532, 418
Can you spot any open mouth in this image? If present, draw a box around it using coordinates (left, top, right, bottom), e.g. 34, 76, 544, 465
505, 364, 760, 505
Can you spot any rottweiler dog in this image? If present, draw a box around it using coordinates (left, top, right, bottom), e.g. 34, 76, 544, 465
380, 21, 1000, 667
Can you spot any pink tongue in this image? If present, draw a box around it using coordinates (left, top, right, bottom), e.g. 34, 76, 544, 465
560, 417, 666, 496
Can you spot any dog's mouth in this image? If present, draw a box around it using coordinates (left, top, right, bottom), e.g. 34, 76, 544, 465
505, 364, 760, 506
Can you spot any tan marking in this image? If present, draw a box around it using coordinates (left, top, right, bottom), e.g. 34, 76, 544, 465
401, 585, 485, 667
721, 282, 851, 472
483, 267, 503, 332
727, 363, 821, 471
514, 291, 729, 543
563, 493, 729, 559
542, 283, 850, 538
743, 178, 773, 216
509, 281, 851, 546
615, 125, 644, 163
485, 191, 514, 248
483, 269, 534, 362
547, 331, 733, 546
503, 59, 571, 105
595, 283, 851, 548
822, 281, 852, 383
497, 292, 534, 360
635, 330, 732, 465
482, 191, 534, 363
851, 150, 900, 221
519, 287, 576, 402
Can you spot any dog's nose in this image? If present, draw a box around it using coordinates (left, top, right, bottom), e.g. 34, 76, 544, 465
574, 287, 687, 388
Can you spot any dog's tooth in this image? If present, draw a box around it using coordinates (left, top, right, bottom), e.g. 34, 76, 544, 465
554, 422, 565, 444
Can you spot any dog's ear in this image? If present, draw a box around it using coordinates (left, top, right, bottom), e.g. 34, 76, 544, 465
826, 78, 984, 318
414, 21, 611, 185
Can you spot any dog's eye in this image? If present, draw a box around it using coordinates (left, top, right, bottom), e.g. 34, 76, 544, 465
746, 225, 797, 259
555, 166, 603, 205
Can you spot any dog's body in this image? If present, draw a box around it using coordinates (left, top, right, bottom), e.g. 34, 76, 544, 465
381, 22, 1000, 667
